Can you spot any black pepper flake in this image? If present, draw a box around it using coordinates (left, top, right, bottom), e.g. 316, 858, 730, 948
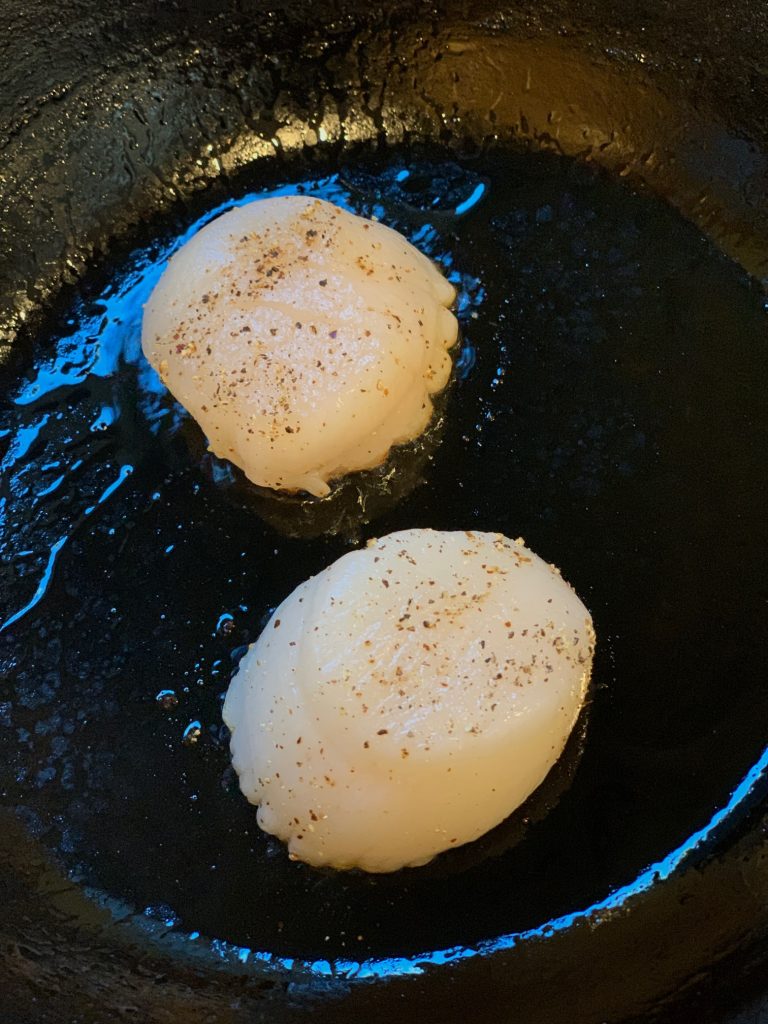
377, 729, 388, 735
274, 619, 282, 629
318, 279, 328, 287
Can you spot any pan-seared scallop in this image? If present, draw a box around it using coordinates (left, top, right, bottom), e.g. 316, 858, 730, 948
141, 196, 457, 497
223, 529, 595, 873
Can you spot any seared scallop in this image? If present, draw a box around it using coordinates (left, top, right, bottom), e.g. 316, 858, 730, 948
223, 529, 595, 872
141, 196, 458, 496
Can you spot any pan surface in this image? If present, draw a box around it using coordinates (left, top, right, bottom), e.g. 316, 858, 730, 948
1, 2, 768, 1022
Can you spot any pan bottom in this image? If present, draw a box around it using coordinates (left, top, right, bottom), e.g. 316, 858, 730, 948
1, 142, 767, 967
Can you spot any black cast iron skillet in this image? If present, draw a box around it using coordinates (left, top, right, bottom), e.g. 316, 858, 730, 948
1, 1, 768, 1022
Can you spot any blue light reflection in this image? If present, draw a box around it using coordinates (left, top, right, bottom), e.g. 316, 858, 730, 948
0, 463, 133, 632
154, 741, 768, 980
454, 182, 486, 217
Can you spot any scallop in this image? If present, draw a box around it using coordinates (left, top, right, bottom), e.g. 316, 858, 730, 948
223, 529, 595, 873
141, 196, 458, 496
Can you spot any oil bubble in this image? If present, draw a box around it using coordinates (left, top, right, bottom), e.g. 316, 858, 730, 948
182, 720, 202, 746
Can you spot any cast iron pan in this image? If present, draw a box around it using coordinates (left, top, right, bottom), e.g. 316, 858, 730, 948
2, 2, 768, 1022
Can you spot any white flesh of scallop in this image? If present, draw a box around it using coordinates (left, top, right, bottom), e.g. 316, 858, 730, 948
223, 529, 595, 873
141, 196, 458, 496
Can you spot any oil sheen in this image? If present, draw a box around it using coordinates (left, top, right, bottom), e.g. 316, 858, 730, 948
1, 147, 767, 963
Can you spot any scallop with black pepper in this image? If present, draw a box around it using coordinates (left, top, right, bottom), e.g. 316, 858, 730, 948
141, 196, 458, 496
223, 529, 595, 872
